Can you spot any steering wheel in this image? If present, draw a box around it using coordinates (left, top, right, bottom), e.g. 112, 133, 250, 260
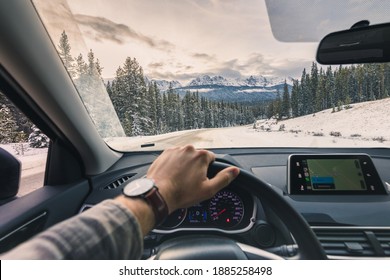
153, 162, 327, 260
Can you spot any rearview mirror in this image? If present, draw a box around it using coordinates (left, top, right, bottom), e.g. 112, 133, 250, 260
316, 22, 390, 65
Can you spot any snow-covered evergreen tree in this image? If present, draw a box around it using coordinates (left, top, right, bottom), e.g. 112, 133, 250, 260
147, 83, 157, 135
281, 80, 291, 118
290, 80, 299, 118
0, 104, 17, 144
154, 83, 164, 133
110, 57, 152, 136
28, 125, 50, 148
58, 31, 75, 77
75, 53, 88, 79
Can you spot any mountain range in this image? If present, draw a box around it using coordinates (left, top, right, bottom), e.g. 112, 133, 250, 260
149, 74, 293, 103
105, 74, 293, 103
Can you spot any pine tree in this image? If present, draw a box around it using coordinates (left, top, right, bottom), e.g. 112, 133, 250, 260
58, 31, 75, 77
136, 66, 152, 135
95, 58, 103, 77
348, 65, 358, 103
299, 68, 309, 116
325, 66, 335, 108
28, 125, 50, 148
0, 104, 17, 143
290, 80, 299, 117
309, 62, 319, 114
281, 80, 290, 118
154, 83, 164, 133
147, 83, 157, 135
75, 54, 88, 78
316, 70, 326, 111
87, 49, 97, 77
176, 93, 184, 131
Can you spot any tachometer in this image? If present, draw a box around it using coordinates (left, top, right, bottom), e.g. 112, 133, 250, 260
209, 190, 244, 227
159, 208, 187, 229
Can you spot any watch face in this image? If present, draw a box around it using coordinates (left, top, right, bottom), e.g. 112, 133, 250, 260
123, 178, 154, 197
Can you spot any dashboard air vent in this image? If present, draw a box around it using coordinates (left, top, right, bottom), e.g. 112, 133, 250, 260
102, 174, 136, 190
374, 230, 390, 256
312, 227, 390, 257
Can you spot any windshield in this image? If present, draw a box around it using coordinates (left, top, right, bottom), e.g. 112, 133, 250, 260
33, 0, 390, 151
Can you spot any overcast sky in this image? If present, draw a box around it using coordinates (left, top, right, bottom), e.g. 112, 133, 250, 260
34, 0, 390, 83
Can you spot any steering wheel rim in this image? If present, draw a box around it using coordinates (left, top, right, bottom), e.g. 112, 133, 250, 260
154, 161, 327, 260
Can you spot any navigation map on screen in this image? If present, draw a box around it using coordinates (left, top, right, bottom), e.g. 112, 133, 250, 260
305, 159, 366, 191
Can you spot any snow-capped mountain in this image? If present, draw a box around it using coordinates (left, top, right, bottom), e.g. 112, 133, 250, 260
188, 75, 235, 87
169, 74, 293, 102
186, 74, 293, 88
147, 79, 182, 92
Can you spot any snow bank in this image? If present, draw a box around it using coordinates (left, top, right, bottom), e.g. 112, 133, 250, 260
254, 98, 390, 146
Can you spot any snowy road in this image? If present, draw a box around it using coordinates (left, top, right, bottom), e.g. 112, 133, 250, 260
108, 124, 385, 152
108, 126, 285, 151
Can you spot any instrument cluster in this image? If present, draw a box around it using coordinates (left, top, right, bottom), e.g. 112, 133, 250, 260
155, 187, 255, 233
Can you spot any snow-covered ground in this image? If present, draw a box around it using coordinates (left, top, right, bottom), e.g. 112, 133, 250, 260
108, 98, 390, 151
255, 98, 390, 147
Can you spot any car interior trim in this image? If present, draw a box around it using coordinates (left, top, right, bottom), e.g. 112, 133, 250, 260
0, 211, 47, 243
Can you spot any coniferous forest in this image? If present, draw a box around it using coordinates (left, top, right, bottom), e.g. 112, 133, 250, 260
265, 62, 390, 120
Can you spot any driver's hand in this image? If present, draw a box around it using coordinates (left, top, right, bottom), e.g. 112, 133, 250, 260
147, 145, 240, 214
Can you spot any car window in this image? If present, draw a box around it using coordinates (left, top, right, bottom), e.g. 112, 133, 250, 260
0, 91, 48, 197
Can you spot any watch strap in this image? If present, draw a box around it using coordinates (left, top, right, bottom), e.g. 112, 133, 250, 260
144, 186, 168, 226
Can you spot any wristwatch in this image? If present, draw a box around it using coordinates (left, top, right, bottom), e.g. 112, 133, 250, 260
122, 178, 168, 226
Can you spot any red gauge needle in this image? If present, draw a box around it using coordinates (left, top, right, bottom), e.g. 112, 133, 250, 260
213, 208, 226, 217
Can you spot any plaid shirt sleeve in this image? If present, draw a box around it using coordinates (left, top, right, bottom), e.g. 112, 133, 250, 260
1, 199, 143, 259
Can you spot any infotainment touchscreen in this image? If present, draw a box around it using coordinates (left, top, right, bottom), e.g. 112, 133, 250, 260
288, 154, 386, 195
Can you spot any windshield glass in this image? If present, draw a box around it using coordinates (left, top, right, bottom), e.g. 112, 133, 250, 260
33, 0, 390, 151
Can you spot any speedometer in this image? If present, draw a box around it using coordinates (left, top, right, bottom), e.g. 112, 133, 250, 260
209, 190, 244, 227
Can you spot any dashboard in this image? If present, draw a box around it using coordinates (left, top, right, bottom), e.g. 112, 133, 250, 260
154, 187, 256, 233
80, 147, 390, 259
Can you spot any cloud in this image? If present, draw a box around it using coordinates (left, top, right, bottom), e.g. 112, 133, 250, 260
148, 62, 165, 69
147, 61, 193, 72
147, 50, 312, 84
74, 14, 175, 51
192, 53, 217, 61
175, 63, 194, 71
205, 52, 311, 79
148, 71, 202, 82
